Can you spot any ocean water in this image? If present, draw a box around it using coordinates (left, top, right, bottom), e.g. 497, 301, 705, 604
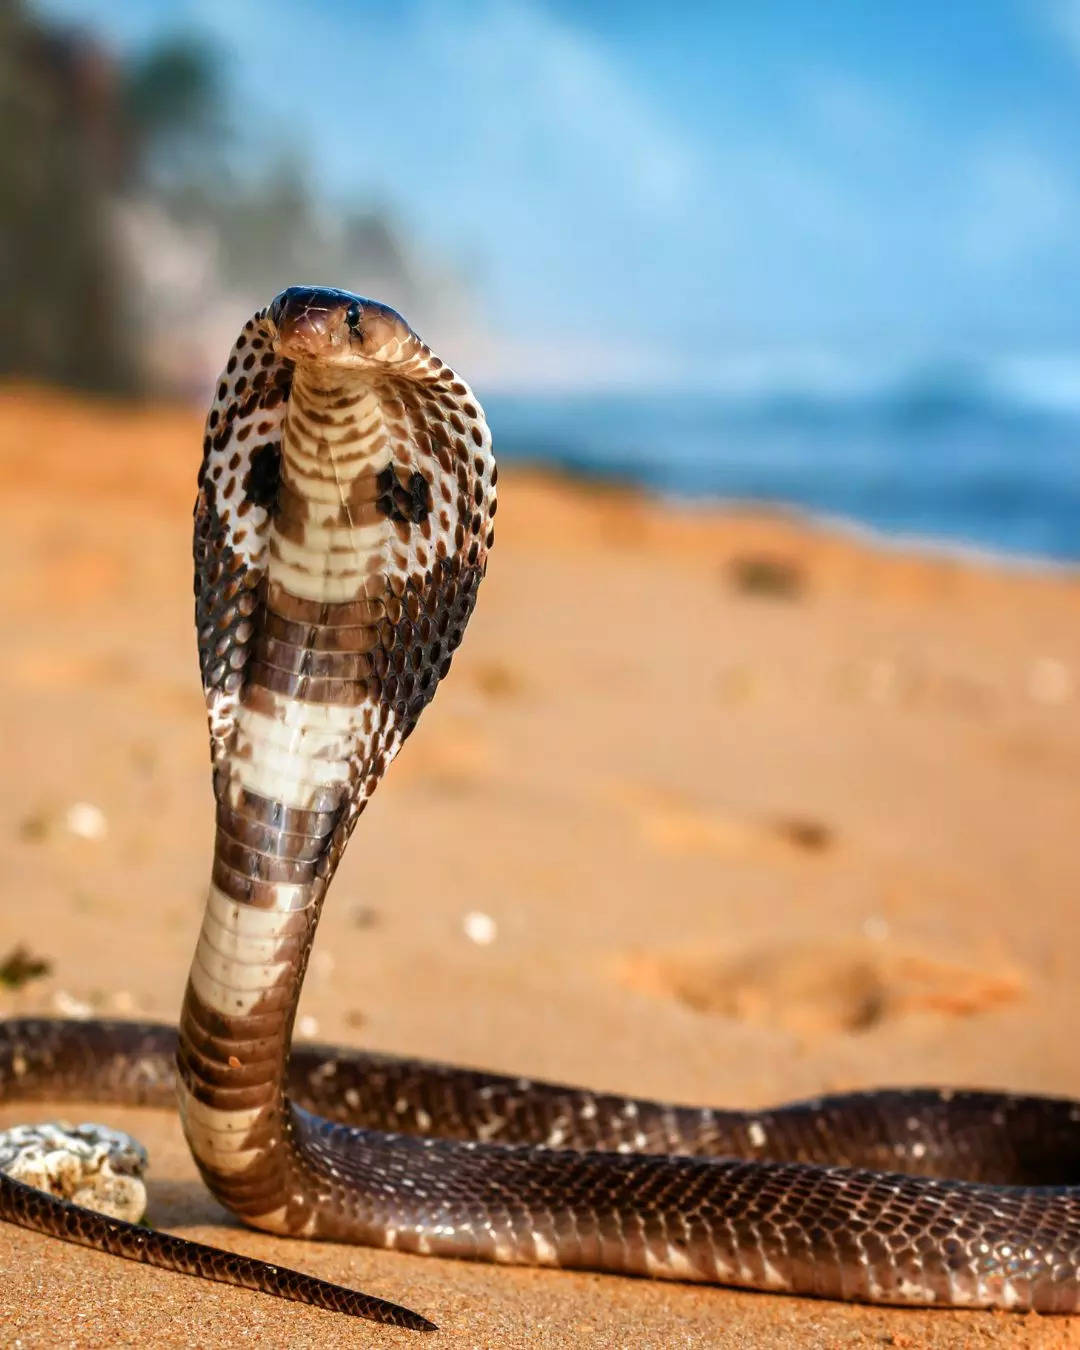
485, 363, 1080, 565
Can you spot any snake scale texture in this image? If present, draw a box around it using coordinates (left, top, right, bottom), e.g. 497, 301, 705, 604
2, 287, 1079, 1331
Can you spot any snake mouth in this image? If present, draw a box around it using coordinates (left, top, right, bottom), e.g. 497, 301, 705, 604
268, 285, 414, 366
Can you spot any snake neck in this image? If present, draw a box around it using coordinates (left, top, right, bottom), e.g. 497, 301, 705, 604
178, 360, 423, 1235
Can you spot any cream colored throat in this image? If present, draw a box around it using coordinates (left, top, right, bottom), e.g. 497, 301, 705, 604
272, 379, 393, 604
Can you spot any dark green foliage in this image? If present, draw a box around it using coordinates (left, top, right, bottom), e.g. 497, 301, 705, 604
0, 8, 223, 393
0, 1, 135, 390
0, 3, 448, 396
0, 945, 51, 990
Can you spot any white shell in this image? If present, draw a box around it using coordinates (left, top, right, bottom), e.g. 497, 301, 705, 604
0, 1121, 149, 1223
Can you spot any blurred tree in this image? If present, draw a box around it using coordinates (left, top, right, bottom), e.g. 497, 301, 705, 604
0, 5, 224, 393
120, 36, 224, 186
0, 3, 467, 397
0, 0, 134, 390
217, 156, 314, 290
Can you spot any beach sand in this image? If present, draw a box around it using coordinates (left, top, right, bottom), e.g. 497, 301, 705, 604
0, 386, 1079, 1348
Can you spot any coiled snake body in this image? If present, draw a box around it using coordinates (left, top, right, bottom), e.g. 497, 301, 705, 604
2, 287, 1079, 1330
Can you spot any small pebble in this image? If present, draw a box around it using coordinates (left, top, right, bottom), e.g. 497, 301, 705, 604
297, 1014, 319, 1039
64, 802, 108, 841
862, 915, 890, 942
53, 990, 92, 1019
1027, 657, 1072, 706
463, 911, 497, 945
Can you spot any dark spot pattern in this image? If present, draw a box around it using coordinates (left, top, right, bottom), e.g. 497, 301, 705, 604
192, 481, 262, 703
375, 464, 433, 525
373, 554, 484, 743
245, 443, 282, 509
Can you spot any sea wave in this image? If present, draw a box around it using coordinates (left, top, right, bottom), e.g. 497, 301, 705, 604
484, 355, 1080, 563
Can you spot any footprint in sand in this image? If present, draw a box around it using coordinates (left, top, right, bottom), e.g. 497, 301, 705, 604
604, 781, 834, 861
618, 940, 1025, 1038
8, 648, 133, 692
391, 721, 493, 791
468, 659, 528, 701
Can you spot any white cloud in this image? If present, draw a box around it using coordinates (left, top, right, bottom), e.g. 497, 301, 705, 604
799, 71, 911, 149
410, 0, 698, 219
40, 0, 1080, 376
171, 0, 703, 375
1045, 0, 1080, 59
962, 143, 1077, 268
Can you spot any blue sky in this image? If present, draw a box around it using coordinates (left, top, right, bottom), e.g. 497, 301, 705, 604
38, 0, 1080, 385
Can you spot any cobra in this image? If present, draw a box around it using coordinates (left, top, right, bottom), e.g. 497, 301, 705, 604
1, 286, 1079, 1331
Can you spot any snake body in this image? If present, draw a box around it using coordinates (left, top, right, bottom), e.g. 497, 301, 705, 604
2, 286, 1079, 1330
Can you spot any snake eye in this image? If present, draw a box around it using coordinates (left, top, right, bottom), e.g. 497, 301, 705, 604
345, 301, 363, 334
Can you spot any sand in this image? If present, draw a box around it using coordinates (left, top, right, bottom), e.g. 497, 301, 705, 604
0, 385, 1078, 1348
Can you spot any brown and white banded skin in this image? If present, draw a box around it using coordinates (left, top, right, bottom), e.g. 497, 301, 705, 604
181, 287, 494, 1249
2, 286, 1080, 1331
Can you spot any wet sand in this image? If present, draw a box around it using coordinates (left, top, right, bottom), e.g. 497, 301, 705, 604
1, 385, 1079, 1348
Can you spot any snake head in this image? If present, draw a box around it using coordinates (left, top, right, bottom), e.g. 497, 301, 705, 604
267, 286, 417, 366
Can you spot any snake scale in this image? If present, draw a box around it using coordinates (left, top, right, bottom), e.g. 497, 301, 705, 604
1, 287, 1079, 1332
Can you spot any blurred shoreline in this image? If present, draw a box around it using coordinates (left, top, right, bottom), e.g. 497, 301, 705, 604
8, 376, 1076, 579
487, 371, 1080, 567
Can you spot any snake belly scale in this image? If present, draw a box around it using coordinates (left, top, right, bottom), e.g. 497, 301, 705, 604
1, 286, 1079, 1330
